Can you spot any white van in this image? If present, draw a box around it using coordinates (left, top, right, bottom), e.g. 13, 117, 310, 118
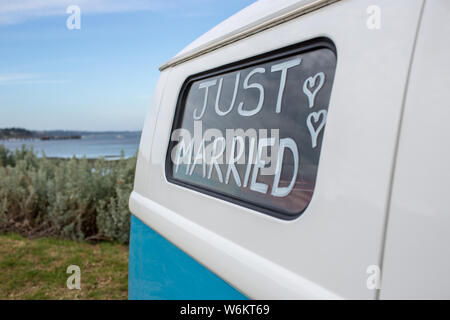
129, 0, 450, 299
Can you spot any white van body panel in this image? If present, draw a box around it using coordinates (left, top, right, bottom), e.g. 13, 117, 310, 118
130, 0, 425, 299
163, 0, 337, 69
174, 0, 326, 56
380, 0, 450, 299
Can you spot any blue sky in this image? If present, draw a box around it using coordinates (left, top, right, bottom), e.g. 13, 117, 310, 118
0, 0, 255, 131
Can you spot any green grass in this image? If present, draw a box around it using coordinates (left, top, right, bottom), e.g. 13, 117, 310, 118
0, 233, 128, 299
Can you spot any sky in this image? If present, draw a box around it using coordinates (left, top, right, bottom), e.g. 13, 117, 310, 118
0, 0, 256, 131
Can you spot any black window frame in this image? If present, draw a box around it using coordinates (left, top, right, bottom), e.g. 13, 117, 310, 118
164, 37, 337, 220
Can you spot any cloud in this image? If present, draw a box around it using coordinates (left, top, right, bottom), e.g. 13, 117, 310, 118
0, 73, 37, 82
0, 0, 181, 25
0, 73, 69, 85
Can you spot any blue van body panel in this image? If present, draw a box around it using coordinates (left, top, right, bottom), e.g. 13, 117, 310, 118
128, 215, 248, 300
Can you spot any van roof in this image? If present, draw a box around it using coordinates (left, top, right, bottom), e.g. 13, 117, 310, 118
159, 0, 338, 71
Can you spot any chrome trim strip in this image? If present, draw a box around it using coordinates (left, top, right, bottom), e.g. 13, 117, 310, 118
159, 0, 340, 71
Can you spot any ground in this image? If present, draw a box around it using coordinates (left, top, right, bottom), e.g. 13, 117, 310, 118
0, 233, 128, 299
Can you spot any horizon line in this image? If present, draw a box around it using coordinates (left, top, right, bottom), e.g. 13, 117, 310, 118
0, 127, 142, 132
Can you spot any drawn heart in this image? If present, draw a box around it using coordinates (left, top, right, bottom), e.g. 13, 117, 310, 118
306, 110, 327, 148
303, 72, 325, 108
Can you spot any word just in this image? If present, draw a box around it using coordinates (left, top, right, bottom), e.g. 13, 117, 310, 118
192, 57, 325, 119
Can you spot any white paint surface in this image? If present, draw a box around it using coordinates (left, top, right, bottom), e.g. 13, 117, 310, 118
131, 0, 427, 299
380, 0, 450, 299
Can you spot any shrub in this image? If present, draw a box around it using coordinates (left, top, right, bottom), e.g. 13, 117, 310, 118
0, 144, 135, 243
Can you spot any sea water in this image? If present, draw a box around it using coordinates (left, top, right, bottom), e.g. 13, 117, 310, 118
0, 132, 141, 159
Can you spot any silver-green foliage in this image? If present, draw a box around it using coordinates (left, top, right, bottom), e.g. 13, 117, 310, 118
0, 145, 135, 243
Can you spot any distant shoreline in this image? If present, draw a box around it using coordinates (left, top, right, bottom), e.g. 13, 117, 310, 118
40, 135, 81, 141
0, 131, 140, 160
0, 127, 141, 140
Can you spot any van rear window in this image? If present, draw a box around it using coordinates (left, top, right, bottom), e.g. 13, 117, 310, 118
166, 39, 337, 220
